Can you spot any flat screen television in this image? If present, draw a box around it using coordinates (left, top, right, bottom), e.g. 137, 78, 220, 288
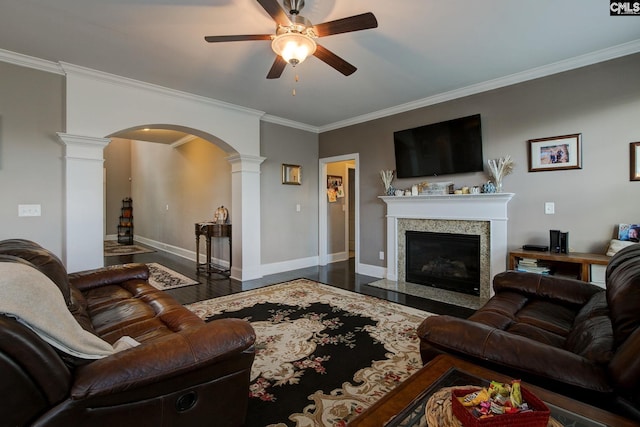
393, 114, 483, 178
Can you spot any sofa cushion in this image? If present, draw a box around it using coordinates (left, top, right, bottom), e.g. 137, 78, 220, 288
514, 299, 578, 337
83, 279, 204, 344
506, 322, 566, 348
564, 315, 614, 364
68, 286, 97, 336
606, 244, 640, 346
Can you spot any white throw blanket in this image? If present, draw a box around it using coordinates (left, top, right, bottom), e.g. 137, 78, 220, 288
0, 262, 116, 359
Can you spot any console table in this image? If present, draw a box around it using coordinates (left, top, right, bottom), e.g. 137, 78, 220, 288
195, 222, 231, 275
509, 249, 610, 282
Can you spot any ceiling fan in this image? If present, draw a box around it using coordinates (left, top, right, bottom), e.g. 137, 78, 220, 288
204, 0, 378, 79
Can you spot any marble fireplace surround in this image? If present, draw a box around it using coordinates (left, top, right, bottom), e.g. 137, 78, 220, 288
379, 193, 514, 307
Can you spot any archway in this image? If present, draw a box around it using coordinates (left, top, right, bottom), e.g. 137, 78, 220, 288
104, 126, 236, 268
58, 64, 266, 280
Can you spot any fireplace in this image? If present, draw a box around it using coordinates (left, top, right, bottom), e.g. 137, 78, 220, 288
380, 193, 514, 302
406, 231, 481, 296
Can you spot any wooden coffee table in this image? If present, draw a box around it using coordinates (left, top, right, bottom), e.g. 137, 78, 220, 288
350, 354, 639, 427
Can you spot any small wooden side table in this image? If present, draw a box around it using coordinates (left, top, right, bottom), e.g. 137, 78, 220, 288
509, 249, 610, 282
195, 222, 231, 275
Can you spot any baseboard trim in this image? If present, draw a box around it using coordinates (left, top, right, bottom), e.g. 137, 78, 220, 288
131, 236, 229, 269
328, 251, 349, 263
105, 235, 384, 281
261, 256, 320, 276
357, 263, 385, 279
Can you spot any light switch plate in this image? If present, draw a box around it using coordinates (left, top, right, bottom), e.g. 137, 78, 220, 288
545, 202, 555, 215
18, 204, 41, 217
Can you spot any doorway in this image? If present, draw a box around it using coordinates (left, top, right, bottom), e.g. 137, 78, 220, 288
318, 154, 360, 272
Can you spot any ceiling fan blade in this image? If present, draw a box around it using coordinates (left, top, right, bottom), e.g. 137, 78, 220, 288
313, 12, 378, 37
267, 56, 287, 79
205, 34, 272, 43
256, 0, 291, 26
313, 45, 357, 76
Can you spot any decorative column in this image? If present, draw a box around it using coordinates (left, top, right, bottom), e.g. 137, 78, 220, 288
226, 153, 266, 281
57, 133, 110, 272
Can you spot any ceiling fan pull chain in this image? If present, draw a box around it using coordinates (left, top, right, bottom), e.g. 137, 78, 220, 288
292, 73, 300, 96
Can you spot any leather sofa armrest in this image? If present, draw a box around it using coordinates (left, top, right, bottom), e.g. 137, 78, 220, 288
68, 264, 150, 291
71, 318, 256, 399
418, 315, 611, 392
493, 271, 602, 306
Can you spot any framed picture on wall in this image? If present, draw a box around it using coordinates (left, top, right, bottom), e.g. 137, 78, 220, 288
327, 175, 342, 190
282, 164, 301, 185
630, 142, 640, 181
527, 133, 582, 172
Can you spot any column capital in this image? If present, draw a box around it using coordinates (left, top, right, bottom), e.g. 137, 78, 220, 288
226, 154, 266, 173
57, 133, 110, 160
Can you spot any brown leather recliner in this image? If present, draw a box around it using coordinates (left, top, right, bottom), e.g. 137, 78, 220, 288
417, 243, 640, 421
0, 239, 256, 427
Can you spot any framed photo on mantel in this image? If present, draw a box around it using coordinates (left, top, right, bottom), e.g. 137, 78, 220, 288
527, 133, 582, 172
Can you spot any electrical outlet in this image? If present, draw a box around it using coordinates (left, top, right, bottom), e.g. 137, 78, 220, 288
544, 202, 555, 215
296, 204, 301, 212
379, 251, 385, 260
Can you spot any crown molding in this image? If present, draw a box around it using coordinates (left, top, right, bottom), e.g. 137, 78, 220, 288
261, 114, 320, 133
170, 134, 198, 148
0, 48, 64, 75
319, 39, 640, 133
3, 40, 639, 135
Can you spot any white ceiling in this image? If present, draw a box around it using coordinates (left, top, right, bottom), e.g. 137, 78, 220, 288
1, 0, 639, 130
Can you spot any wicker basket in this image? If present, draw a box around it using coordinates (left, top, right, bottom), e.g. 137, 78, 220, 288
451, 387, 550, 427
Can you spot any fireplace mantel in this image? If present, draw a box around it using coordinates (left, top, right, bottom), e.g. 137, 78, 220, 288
380, 193, 514, 296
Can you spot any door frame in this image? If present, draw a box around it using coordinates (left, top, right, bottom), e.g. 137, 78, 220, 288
318, 153, 360, 271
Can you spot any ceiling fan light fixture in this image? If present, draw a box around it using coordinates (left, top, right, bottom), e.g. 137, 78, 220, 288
271, 32, 317, 66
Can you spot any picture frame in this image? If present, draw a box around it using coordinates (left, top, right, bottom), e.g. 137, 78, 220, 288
327, 175, 342, 190
630, 142, 640, 181
282, 164, 301, 185
527, 133, 582, 172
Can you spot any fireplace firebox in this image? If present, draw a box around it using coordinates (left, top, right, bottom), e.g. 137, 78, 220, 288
405, 231, 481, 296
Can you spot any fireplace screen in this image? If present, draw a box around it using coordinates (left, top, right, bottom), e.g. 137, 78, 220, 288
405, 230, 481, 296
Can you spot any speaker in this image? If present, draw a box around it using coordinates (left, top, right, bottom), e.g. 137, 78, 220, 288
560, 232, 569, 253
550, 230, 561, 253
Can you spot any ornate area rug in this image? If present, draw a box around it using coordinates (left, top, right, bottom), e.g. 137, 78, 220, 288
146, 262, 198, 290
104, 240, 155, 256
186, 279, 432, 427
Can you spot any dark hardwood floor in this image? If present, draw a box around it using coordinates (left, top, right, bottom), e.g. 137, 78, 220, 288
105, 244, 474, 318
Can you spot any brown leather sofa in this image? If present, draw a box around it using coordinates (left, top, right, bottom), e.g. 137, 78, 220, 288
417, 243, 640, 420
0, 239, 256, 427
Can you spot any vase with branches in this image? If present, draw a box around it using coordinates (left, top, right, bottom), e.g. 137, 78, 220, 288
380, 170, 395, 195
487, 155, 514, 193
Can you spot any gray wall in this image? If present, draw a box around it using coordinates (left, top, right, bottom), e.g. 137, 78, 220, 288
0, 62, 64, 255
104, 138, 132, 235
129, 138, 232, 258
320, 53, 640, 268
260, 121, 319, 265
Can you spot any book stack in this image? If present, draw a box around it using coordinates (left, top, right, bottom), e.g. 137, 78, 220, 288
516, 258, 551, 275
